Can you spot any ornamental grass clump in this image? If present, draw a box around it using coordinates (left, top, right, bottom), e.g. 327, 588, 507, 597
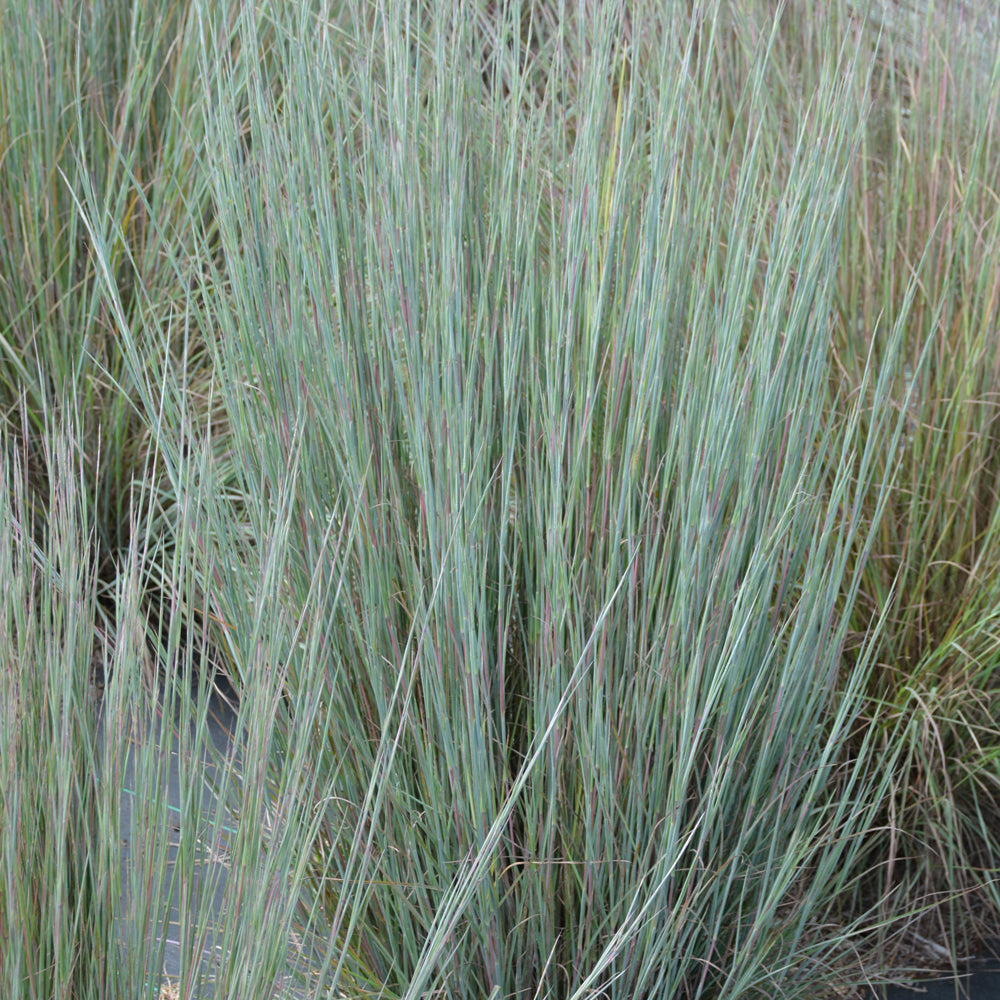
0, 0, 225, 644
1, 431, 110, 1000
1, 417, 334, 1000
175, 2, 927, 996
832, 9, 1000, 963
5, 1, 1000, 998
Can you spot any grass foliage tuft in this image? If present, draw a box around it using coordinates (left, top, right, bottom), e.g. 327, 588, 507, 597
3, 1, 1000, 998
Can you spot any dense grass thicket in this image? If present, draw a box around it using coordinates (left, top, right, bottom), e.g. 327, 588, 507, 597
3, 1, 1000, 998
